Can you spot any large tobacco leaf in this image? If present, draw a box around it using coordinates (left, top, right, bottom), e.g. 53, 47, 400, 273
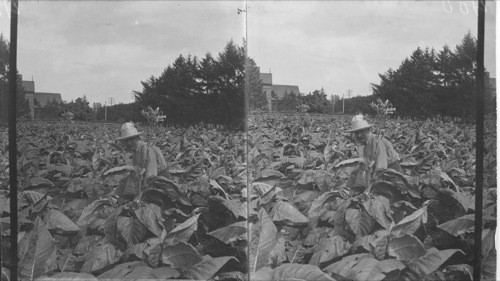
351, 229, 388, 254
267, 236, 287, 267
371, 232, 390, 260
254, 169, 285, 185
209, 196, 248, 219
254, 267, 273, 281
481, 249, 496, 281
309, 235, 351, 265
181, 255, 237, 280
388, 234, 426, 261
97, 261, 181, 280
342, 257, 385, 281
133, 203, 164, 237
329, 199, 354, 240
437, 214, 474, 236
62, 198, 89, 222
270, 200, 309, 225
324, 254, 404, 281
362, 195, 392, 230
207, 221, 248, 244
104, 264, 153, 281
482, 228, 495, 257
303, 227, 332, 247
405, 248, 464, 278
271, 264, 335, 281
334, 157, 364, 168
116, 170, 142, 198
294, 190, 320, 207
144, 238, 162, 268
56, 251, 78, 273
161, 242, 202, 269
376, 169, 420, 199
307, 191, 343, 223
164, 213, 200, 245
369, 181, 403, 203
74, 235, 103, 256
323, 253, 374, 277
249, 208, 278, 275
376, 259, 406, 274
64, 177, 101, 199
18, 217, 58, 280
121, 242, 148, 262
24, 177, 54, 190
390, 205, 427, 237
77, 199, 112, 226
442, 264, 473, 281
439, 187, 474, 212
103, 206, 126, 248
43, 209, 80, 233
20, 190, 50, 208
102, 166, 136, 177
35, 272, 97, 281
97, 261, 148, 280
80, 242, 122, 273
285, 241, 308, 264
345, 207, 377, 239
250, 182, 275, 198
147, 266, 181, 279
116, 216, 149, 248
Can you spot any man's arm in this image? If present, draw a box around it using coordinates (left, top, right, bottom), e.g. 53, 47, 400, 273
144, 147, 159, 178
373, 138, 388, 171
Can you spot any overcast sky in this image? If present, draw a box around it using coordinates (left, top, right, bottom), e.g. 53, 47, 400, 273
0, 1, 496, 104
248, 1, 496, 98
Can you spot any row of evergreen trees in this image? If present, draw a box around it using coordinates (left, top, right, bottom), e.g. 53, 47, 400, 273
134, 39, 261, 129
2, 32, 493, 125
270, 89, 334, 114
371, 32, 495, 119
0, 34, 31, 120
267, 32, 494, 119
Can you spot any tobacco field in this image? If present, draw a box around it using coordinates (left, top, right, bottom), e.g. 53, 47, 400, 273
0, 114, 496, 281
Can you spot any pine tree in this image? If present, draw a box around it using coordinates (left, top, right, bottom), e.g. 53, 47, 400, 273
372, 32, 482, 120
0, 34, 31, 120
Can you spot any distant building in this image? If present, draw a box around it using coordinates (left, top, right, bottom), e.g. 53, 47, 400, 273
259, 72, 301, 111
486, 72, 496, 94
21, 78, 62, 119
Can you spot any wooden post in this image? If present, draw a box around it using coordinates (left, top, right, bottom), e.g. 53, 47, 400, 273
8, 1, 19, 280
473, 1, 485, 280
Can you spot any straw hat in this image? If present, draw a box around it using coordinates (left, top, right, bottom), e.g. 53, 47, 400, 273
116, 122, 142, 141
347, 115, 372, 133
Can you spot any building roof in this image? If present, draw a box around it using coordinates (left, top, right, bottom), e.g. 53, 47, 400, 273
259, 73, 273, 85
271, 84, 300, 99
34, 92, 62, 106
21, 81, 35, 93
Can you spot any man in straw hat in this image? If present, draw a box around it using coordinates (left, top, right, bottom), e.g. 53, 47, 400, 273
116, 122, 168, 179
347, 114, 401, 186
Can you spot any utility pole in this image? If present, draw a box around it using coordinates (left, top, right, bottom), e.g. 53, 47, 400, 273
104, 97, 114, 122
473, 1, 485, 280
8, 1, 19, 280
330, 94, 334, 114
342, 92, 345, 114
347, 90, 351, 113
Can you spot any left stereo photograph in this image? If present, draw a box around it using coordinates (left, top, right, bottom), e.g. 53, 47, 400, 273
0, 1, 249, 280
